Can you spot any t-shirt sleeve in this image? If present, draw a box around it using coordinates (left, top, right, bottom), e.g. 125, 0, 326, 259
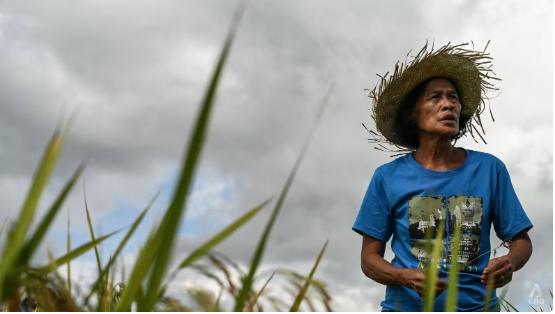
352, 169, 393, 242
492, 165, 533, 241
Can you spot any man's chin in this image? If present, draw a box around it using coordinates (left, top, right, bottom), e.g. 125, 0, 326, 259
438, 126, 459, 136
428, 129, 459, 139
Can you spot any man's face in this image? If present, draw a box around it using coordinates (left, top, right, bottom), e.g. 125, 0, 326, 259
412, 77, 462, 139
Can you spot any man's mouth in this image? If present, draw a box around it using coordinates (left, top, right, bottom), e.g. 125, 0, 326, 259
440, 114, 457, 122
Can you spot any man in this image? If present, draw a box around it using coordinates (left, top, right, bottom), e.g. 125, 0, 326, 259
353, 41, 533, 312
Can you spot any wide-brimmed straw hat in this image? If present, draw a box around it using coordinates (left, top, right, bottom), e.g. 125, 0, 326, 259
364, 41, 501, 156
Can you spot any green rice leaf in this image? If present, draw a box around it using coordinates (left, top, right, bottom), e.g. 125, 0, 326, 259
33, 228, 121, 274
496, 285, 510, 312
191, 264, 226, 288
181, 198, 270, 270
118, 211, 164, 309
208, 253, 238, 297
234, 83, 333, 312
445, 199, 462, 311
289, 281, 316, 311
289, 240, 328, 312
83, 181, 103, 277
99, 253, 112, 312
214, 288, 224, 312
500, 296, 519, 312
20, 164, 85, 264
530, 304, 538, 312
267, 295, 287, 312
307, 279, 333, 311
67, 208, 71, 298
499, 299, 509, 312
135, 285, 146, 312
140, 3, 247, 311
0, 218, 7, 242
114, 220, 163, 311
82, 191, 159, 308
0, 116, 75, 301
190, 288, 217, 311
121, 256, 126, 285
246, 268, 278, 312
154, 197, 271, 306
423, 219, 446, 311
484, 279, 494, 311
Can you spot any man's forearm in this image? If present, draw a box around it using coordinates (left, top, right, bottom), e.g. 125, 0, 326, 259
361, 253, 409, 287
507, 231, 533, 272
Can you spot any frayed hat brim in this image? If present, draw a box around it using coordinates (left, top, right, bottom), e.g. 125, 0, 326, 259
367, 41, 501, 153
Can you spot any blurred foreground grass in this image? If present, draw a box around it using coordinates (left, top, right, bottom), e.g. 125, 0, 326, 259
0, 2, 333, 312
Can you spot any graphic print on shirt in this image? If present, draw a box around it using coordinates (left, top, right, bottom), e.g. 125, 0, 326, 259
407, 195, 482, 270
448, 196, 483, 234
447, 196, 483, 265
448, 234, 480, 265
410, 239, 448, 264
407, 196, 447, 239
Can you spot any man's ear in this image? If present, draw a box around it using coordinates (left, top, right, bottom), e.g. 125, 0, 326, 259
411, 101, 420, 118
411, 106, 418, 124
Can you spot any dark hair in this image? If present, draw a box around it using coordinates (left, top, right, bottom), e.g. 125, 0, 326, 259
395, 77, 469, 149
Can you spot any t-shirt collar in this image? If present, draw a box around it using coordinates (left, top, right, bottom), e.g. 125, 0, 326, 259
407, 148, 472, 177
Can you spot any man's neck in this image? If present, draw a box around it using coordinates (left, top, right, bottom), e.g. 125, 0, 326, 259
412, 136, 465, 171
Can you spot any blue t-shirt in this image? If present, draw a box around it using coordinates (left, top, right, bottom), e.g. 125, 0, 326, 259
352, 149, 533, 312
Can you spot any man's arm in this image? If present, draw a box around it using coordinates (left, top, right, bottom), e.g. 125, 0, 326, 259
507, 229, 533, 271
481, 229, 533, 287
361, 233, 446, 298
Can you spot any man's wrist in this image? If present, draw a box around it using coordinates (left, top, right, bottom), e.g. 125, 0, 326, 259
395, 268, 410, 287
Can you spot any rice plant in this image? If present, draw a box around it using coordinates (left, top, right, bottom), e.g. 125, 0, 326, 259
0, 1, 334, 311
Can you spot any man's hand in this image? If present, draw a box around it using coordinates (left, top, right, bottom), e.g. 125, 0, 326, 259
481, 256, 515, 288
403, 268, 447, 299
361, 234, 447, 298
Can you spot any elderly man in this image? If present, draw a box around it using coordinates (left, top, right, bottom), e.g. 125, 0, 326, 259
352, 42, 533, 312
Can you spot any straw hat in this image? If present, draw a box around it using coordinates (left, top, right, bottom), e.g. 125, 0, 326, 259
364, 41, 501, 155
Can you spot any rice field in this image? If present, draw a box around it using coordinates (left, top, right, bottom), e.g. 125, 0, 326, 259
0, 2, 549, 312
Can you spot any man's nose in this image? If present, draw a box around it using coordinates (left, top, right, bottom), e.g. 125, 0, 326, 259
441, 97, 455, 110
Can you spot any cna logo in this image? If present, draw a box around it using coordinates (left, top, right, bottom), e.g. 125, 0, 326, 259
528, 284, 544, 305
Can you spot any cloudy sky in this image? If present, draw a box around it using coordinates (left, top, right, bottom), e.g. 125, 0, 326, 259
0, 0, 552, 311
